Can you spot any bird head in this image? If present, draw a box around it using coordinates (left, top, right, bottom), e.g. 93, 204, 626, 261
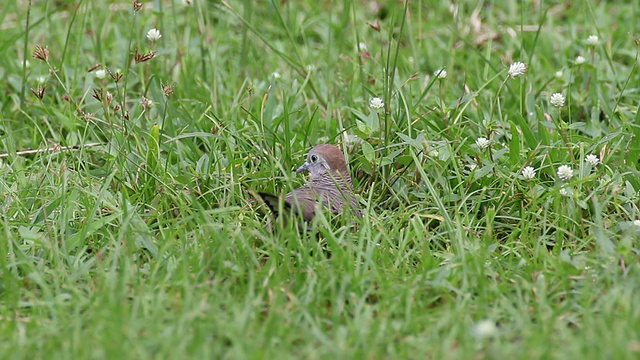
296, 144, 349, 179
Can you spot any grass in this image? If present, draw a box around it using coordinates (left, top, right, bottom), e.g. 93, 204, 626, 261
1, 0, 640, 358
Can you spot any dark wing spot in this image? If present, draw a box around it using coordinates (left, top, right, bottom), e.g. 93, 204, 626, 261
258, 192, 291, 216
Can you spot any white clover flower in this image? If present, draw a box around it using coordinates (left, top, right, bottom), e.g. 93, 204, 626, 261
521, 166, 536, 181
586, 35, 599, 45
559, 187, 569, 196
271, 72, 281, 79
305, 64, 315, 72
355, 42, 368, 52
434, 68, 447, 79
36, 76, 46, 84
585, 154, 599, 166
575, 55, 586, 65
475, 137, 490, 150
557, 165, 573, 181
471, 319, 498, 339
95, 69, 107, 79
508, 61, 527, 78
428, 149, 439, 158
369, 97, 384, 110
555, 70, 563, 78
146, 28, 162, 42
550, 93, 565, 107
634, 219, 640, 227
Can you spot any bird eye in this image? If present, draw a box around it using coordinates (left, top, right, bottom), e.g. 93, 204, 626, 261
310, 154, 319, 162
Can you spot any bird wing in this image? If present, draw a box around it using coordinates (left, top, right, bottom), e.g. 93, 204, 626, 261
263, 173, 361, 223
258, 192, 291, 215
285, 185, 318, 221
288, 175, 361, 220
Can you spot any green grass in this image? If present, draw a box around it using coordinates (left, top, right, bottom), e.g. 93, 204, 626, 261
1, 0, 640, 358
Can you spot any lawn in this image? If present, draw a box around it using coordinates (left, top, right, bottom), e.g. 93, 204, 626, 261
1, 0, 640, 359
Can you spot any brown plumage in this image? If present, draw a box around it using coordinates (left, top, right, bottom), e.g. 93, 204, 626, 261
260, 144, 361, 222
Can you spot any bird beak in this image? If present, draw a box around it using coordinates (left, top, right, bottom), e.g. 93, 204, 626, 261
296, 161, 310, 173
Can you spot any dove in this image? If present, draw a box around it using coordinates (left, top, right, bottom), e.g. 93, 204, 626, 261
260, 144, 361, 223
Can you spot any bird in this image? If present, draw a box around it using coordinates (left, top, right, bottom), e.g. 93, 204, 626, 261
259, 144, 361, 223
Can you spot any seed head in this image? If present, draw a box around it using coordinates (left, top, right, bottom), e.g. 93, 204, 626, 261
32, 45, 49, 62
